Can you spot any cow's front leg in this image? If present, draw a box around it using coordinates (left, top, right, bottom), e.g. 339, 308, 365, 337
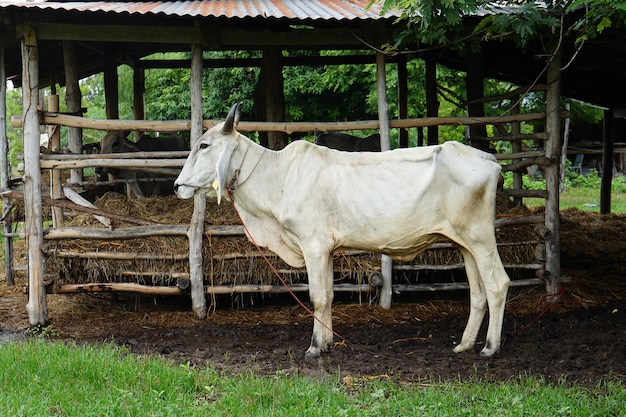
304, 251, 334, 359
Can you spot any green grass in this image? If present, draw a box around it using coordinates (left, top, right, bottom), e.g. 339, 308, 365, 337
1, 338, 625, 416
505, 171, 626, 213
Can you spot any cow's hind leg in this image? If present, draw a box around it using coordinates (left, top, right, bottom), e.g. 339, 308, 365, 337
456, 247, 510, 357
454, 248, 487, 354
304, 251, 335, 359
477, 251, 509, 357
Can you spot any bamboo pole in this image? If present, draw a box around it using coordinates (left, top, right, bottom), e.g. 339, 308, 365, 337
0, 47, 14, 285
188, 43, 207, 319
22, 28, 48, 326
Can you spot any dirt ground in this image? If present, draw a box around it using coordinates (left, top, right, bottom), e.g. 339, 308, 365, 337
1, 209, 625, 385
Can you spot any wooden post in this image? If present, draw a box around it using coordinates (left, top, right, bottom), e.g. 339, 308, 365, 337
262, 47, 287, 150
62, 41, 83, 185
465, 50, 488, 151
48, 94, 64, 226
510, 96, 522, 203
376, 52, 393, 309
22, 24, 48, 325
544, 45, 562, 300
425, 54, 439, 145
104, 47, 119, 120
133, 58, 146, 140
600, 109, 614, 214
0, 47, 14, 285
188, 43, 207, 319
397, 55, 409, 148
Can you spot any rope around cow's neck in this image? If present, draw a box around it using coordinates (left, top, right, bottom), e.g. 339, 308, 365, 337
225, 186, 347, 348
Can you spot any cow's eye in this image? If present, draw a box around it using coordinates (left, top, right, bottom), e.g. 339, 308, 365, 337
199, 143, 209, 150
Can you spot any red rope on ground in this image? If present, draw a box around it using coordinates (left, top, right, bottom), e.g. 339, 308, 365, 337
226, 187, 347, 345
501, 286, 566, 348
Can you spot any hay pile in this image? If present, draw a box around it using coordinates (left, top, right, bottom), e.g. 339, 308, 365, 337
44, 191, 541, 288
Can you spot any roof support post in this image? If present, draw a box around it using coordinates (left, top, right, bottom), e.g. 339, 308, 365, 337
544, 44, 562, 300
22, 23, 48, 325
132, 57, 146, 140
1, 47, 14, 285
425, 53, 438, 146
397, 54, 409, 148
376, 51, 393, 309
62, 41, 83, 185
600, 109, 614, 214
188, 42, 207, 319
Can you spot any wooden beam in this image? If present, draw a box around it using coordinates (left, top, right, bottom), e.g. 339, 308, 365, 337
33, 23, 389, 49
18, 111, 553, 134
35, 23, 203, 44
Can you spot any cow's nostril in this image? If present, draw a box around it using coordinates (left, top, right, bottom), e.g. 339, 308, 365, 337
173, 184, 179, 193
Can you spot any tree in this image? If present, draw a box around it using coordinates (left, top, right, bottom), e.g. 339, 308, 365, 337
373, 0, 626, 49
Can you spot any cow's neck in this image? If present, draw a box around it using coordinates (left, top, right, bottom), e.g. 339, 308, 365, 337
229, 139, 284, 213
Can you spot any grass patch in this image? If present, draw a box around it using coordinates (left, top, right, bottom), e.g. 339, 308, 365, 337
1, 339, 624, 416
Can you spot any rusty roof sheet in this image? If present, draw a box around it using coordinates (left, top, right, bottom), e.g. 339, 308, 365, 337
0, 0, 400, 21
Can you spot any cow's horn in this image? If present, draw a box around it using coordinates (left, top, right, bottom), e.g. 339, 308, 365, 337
223, 102, 242, 134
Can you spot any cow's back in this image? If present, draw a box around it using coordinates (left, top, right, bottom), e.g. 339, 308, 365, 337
134, 135, 189, 151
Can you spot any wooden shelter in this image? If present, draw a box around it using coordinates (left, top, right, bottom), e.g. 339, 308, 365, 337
1, 0, 624, 326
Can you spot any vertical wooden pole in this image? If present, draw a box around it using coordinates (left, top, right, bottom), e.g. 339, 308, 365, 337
48, 94, 63, 226
425, 54, 439, 145
133, 58, 146, 140
465, 50, 488, 151
510, 97, 522, 203
397, 55, 409, 148
376, 52, 393, 309
0, 47, 14, 285
544, 46, 562, 300
22, 23, 48, 325
62, 41, 82, 185
104, 48, 119, 120
262, 47, 286, 150
600, 109, 614, 214
188, 43, 207, 319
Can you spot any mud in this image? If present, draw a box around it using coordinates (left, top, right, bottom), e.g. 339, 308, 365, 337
1, 209, 625, 384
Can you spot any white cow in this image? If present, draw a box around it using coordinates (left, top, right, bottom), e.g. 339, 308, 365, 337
175, 103, 510, 359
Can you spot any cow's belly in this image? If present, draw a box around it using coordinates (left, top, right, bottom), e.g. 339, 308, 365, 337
342, 232, 447, 262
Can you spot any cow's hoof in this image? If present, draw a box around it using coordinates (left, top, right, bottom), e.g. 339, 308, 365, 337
453, 343, 472, 354
479, 347, 499, 357
305, 348, 321, 360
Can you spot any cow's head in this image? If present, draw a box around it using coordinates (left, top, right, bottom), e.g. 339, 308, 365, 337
174, 103, 242, 204
96, 130, 138, 177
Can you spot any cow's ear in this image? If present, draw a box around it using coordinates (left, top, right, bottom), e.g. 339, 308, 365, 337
222, 103, 242, 134
215, 141, 237, 205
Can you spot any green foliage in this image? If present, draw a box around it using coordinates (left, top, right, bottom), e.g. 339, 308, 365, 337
567, 0, 626, 45
373, 0, 626, 51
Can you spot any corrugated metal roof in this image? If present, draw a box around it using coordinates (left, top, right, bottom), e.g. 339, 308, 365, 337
0, 0, 400, 21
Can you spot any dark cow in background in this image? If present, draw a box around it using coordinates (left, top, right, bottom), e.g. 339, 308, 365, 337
97, 131, 189, 198
314, 132, 381, 152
